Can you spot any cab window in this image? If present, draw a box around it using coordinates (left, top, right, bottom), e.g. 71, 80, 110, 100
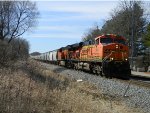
114, 39, 126, 45
100, 38, 113, 44
95, 38, 99, 45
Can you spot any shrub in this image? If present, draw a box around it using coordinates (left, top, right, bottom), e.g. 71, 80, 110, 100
0, 38, 29, 66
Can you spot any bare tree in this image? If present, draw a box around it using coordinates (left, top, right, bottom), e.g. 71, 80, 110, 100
10, 38, 30, 60
0, 1, 38, 65
0, 40, 12, 65
82, 25, 101, 41
0, 1, 39, 43
0, 37, 30, 65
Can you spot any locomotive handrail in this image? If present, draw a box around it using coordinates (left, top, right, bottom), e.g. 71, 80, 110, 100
102, 51, 114, 74
102, 51, 113, 62
122, 52, 124, 60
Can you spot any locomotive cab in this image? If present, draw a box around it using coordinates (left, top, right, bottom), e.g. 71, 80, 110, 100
95, 34, 129, 62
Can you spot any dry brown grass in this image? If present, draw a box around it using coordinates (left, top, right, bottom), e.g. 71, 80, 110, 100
0, 59, 143, 113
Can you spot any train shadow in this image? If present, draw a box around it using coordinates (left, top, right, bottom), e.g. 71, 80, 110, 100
40, 60, 68, 74
28, 70, 69, 90
18, 62, 70, 90
52, 66, 67, 73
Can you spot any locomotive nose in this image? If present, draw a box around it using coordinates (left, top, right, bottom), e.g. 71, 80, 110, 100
115, 44, 119, 49
120, 45, 123, 49
103, 43, 128, 61
115, 44, 125, 53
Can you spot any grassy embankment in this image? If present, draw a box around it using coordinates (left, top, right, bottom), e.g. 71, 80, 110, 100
0, 59, 142, 113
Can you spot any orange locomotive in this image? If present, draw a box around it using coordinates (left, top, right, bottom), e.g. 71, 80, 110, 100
58, 34, 131, 78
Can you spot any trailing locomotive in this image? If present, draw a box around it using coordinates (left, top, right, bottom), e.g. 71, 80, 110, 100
32, 34, 131, 78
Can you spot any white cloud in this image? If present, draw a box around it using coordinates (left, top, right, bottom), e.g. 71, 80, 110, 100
34, 25, 89, 32
39, 14, 108, 22
25, 1, 121, 52
37, 1, 117, 13
26, 1, 119, 40
37, 1, 117, 20
32, 0, 119, 1
27, 33, 82, 39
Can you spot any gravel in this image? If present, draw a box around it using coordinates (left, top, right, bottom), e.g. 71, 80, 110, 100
41, 62, 150, 113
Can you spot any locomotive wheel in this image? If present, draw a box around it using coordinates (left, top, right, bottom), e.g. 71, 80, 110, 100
92, 69, 96, 75
74, 64, 77, 70
98, 71, 103, 76
92, 67, 97, 75
92, 65, 101, 76
91, 65, 96, 75
96, 66, 101, 76
74, 63, 78, 70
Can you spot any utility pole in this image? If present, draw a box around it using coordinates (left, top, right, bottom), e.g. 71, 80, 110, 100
131, 1, 135, 68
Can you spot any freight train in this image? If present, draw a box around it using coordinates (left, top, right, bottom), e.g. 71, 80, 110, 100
31, 34, 131, 78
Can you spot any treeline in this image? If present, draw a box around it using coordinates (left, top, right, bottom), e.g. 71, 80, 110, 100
82, 1, 150, 57
0, 1, 38, 66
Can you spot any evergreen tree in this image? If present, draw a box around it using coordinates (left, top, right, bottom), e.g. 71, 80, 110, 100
143, 23, 150, 47
101, 1, 146, 41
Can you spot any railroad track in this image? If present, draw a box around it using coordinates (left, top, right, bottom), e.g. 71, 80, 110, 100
40, 60, 150, 89
114, 75, 150, 89
130, 80, 150, 88
129, 76, 150, 89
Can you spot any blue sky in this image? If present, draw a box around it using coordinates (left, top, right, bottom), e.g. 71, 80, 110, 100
23, 1, 119, 53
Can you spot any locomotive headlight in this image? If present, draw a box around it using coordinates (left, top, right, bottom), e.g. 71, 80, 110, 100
110, 57, 114, 60
116, 45, 118, 48
125, 58, 128, 61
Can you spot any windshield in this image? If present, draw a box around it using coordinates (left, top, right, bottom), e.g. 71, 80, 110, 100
100, 38, 113, 44
114, 39, 126, 45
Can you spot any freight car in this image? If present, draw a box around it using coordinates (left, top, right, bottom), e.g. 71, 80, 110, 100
32, 34, 131, 78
